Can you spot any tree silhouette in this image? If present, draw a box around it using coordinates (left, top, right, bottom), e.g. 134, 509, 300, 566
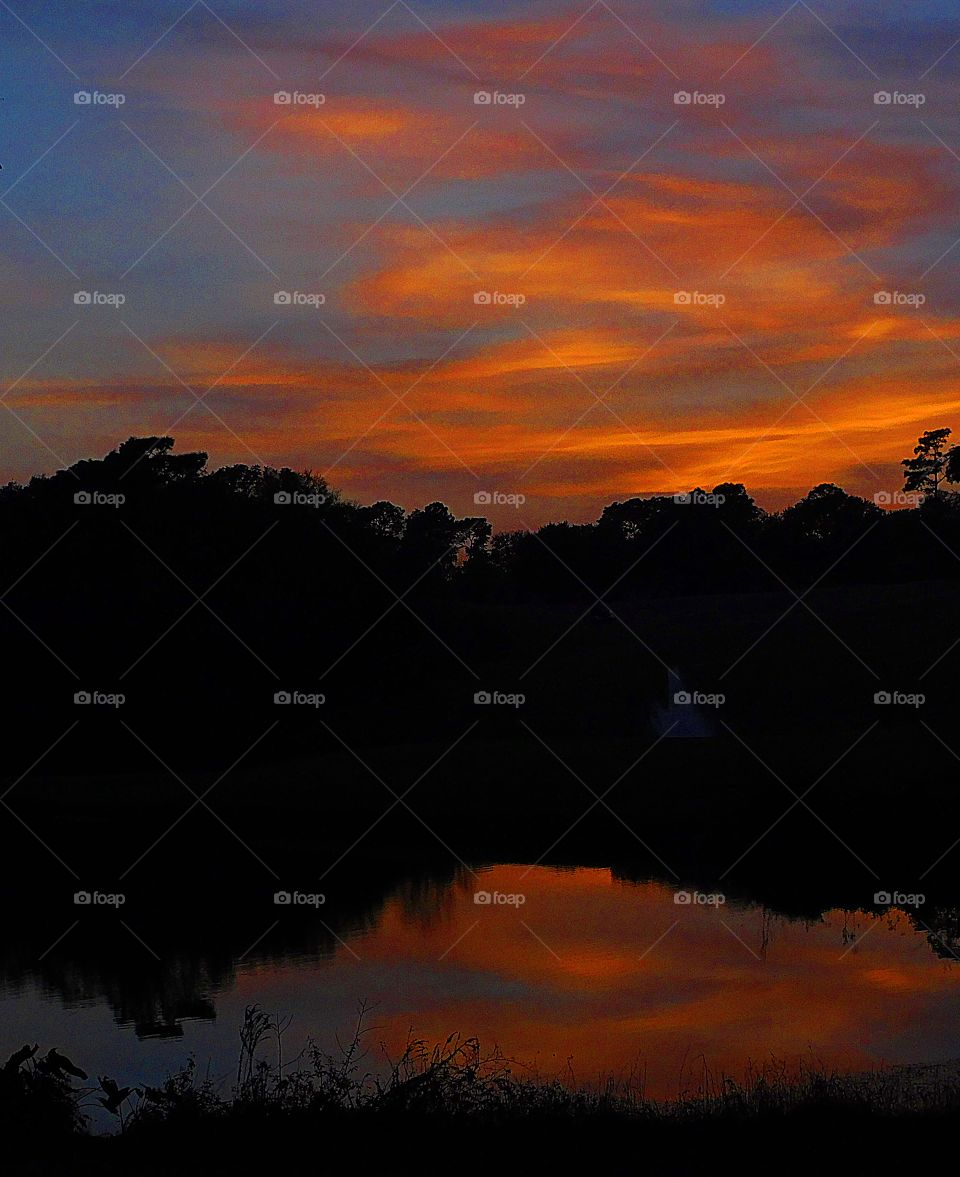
780, 483, 881, 543
902, 428, 956, 497
0, 431, 959, 772
400, 501, 491, 585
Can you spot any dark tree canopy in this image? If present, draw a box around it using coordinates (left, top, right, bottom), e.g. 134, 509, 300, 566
0, 433, 959, 772
902, 428, 956, 497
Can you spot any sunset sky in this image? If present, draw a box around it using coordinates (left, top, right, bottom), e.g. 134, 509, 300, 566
4, 0, 960, 523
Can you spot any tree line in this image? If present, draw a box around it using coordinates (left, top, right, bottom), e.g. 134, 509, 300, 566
0, 429, 957, 767
3, 429, 960, 599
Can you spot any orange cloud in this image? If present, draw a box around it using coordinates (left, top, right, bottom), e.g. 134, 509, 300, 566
7, 5, 960, 523
229, 96, 547, 191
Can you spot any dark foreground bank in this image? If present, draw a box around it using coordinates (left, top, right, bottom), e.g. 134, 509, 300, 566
6, 1010, 960, 1176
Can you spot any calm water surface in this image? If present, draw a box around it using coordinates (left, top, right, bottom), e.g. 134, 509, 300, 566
3, 864, 959, 1124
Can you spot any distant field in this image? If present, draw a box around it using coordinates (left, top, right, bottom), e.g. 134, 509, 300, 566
2, 577, 956, 910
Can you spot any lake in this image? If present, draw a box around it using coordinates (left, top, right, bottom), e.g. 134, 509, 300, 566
2, 863, 958, 1129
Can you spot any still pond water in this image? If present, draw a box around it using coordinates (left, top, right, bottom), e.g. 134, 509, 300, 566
2, 864, 958, 1125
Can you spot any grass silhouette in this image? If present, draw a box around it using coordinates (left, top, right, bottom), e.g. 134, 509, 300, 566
6, 1005, 960, 1175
